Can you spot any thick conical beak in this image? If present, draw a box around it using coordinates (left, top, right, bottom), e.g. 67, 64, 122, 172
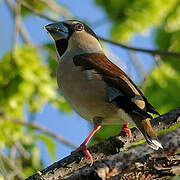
44, 22, 69, 41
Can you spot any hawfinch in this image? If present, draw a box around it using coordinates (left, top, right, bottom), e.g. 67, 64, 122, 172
45, 20, 163, 165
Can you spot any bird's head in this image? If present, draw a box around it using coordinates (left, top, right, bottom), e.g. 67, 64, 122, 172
45, 20, 102, 57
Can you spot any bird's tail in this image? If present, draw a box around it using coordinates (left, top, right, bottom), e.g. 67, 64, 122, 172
135, 118, 163, 150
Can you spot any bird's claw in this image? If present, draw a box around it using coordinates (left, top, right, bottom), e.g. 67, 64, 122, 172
71, 144, 93, 166
121, 123, 132, 137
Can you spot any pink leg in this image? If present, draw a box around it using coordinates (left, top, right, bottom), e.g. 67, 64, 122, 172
121, 123, 131, 137
79, 123, 101, 166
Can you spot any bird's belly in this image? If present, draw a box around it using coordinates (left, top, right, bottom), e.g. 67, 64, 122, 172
57, 60, 133, 125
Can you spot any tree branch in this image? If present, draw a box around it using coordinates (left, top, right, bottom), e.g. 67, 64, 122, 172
128, 50, 147, 81
21, 1, 58, 22
9, 118, 77, 149
0, 151, 25, 180
26, 108, 180, 180
38, 0, 73, 19
99, 36, 180, 58
5, 0, 33, 45
9, 1, 180, 59
12, 0, 22, 53
0, 109, 77, 149
14, 141, 31, 160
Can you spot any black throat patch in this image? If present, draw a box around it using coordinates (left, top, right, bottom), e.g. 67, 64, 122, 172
55, 39, 68, 57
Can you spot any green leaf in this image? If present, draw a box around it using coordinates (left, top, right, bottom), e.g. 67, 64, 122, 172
144, 62, 180, 114
31, 146, 41, 169
21, 0, 48, 16
96, 0, 179, 41
37, 135, 56, 161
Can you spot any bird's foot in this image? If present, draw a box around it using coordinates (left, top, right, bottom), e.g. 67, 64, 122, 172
80, 143, 93, 166
71, 143, 93, 166
71, 123, 101, 166
121, 123, 131, 137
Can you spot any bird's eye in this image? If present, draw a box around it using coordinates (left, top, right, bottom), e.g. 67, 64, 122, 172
74, 23, 84, 31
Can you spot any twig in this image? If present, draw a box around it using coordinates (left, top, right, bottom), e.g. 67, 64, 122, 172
5, 0, 180, 59
0, 107, 77, 149
19, 22, 34, 45
14, 141, 30, 160
9, 145, 16, 161
12, 119, 77, 149
12, 0, 22, 53
39, 0, 73, 19
0, 157, 8, 179
21, 1, 58, 22
5, 0, 33, 45
99, 36, 180, 58
129, 50, 147, 81
2, 115, 77, 149
0, 151, 24, 180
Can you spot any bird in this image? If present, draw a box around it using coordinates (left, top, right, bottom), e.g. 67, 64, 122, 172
44, 20, 163, 165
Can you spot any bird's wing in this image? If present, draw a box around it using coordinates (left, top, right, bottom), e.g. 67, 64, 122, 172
73, 53, 159, 118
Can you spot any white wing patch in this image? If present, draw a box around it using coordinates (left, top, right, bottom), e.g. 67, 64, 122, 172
84, 69, 102, 80
84, 70, 94, 80
149, 140, 163, 150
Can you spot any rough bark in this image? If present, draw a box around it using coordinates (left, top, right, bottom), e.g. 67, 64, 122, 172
26, 108, 180, 180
